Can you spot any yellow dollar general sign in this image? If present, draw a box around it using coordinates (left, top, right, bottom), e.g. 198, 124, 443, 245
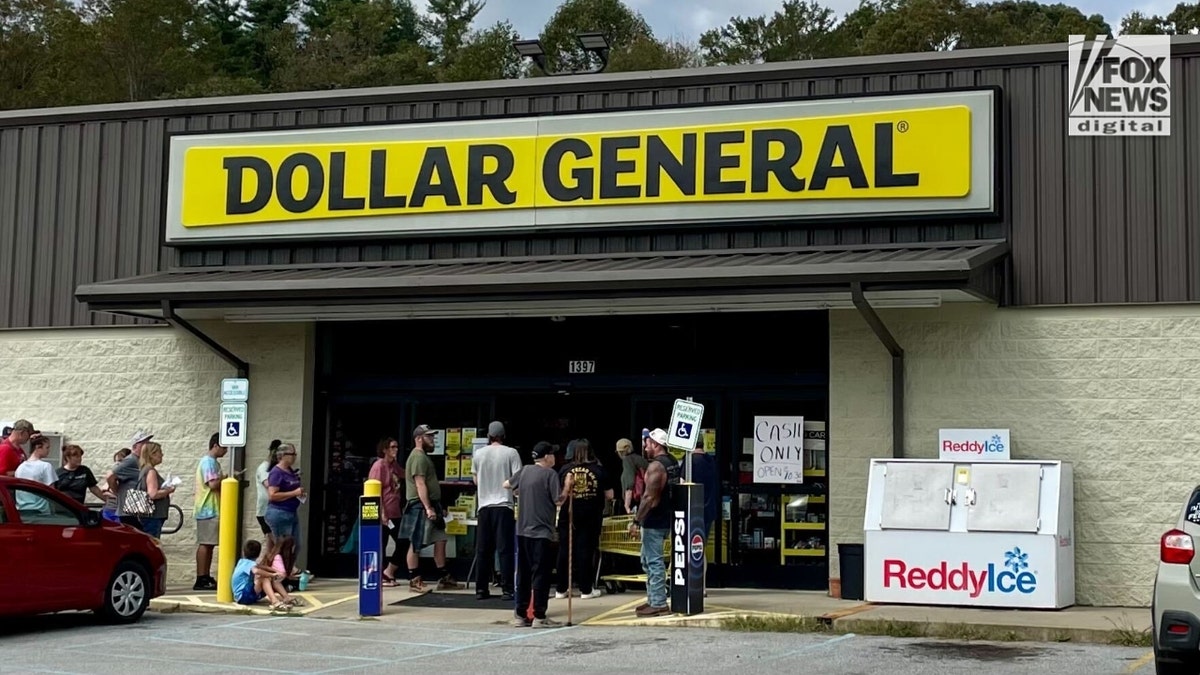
164, 91, 997, 243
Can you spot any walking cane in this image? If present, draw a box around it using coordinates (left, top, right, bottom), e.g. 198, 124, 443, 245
567, 494, 574, 626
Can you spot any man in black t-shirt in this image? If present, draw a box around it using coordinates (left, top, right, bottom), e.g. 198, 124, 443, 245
555, 439, 613, 599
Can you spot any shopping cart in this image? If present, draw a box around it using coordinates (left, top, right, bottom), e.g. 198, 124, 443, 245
596, 514, 669, 594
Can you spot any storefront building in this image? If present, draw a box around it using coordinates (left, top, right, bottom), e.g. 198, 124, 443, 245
1, 38, 1197, 607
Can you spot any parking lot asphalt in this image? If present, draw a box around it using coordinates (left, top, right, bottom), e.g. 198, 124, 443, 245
0, 612, 1154, 674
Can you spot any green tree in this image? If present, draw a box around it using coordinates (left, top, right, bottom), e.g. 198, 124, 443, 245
439, 19, 526, 81
608, 34, 704, 71
1121, 2, 1200, 33
275, 0, 434, 90
81, 0, 208, 102
242, 0, 299, 87
700, 0, 843, 65
0, 0, 94, 109
539, 0, 652, 73
422, 0, 483, 70
959, 1, 1110, 48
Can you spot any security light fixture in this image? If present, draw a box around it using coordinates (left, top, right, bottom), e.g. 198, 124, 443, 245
511, 32, 612, 77
511, 38, 548, 72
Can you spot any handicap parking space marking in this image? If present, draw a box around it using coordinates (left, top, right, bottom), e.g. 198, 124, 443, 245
62, 645, 302, 674
764, 633, 857, 661
217, 622, 456, 649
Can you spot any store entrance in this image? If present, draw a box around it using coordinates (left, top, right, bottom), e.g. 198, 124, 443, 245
494, 391, 630, 492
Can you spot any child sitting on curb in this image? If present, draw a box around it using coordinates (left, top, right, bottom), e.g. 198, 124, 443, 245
232, 539, 303, 611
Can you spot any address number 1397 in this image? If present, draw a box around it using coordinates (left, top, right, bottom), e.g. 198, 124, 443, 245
568, 360, 596, 374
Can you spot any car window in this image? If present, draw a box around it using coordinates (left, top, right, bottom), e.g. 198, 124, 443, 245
9, 487, 81, 526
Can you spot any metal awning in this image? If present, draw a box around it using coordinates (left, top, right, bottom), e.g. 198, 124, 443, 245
76, 240, 1008, 319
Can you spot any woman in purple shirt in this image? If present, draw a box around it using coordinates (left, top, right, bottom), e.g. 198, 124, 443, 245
265, 443, 306, 553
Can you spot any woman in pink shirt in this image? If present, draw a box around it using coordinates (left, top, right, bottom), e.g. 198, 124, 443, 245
369, 437, 405, 587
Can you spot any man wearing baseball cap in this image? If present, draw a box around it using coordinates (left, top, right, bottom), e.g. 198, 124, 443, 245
108, 429, 156, 531
398, 425, 464, 593
628, 427, 680, 617
0, 420, 34, 477
504, 441, 563, 628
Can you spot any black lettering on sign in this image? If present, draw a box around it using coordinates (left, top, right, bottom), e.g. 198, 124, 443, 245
599, 136, 641, 199
369, 149, 406, 209
873, 122, 919, 188
466, 144, 517, 206
703, 131, 745, 195
410, 147, 461, 208
328, 151, 365, 211
750, 129, 804, 193
809, 125, 867, 191
276, 153, 324, 213
543, 138, 593, 202
646, 134, 695, 198
223, 157, 272, 215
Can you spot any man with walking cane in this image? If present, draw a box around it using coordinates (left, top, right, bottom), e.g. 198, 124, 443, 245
504, 442, 563, 628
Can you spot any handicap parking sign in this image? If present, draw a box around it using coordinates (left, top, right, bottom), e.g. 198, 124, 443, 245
667, 399, 705, 449
219, 402, 247, 447
675, 421, 693, 439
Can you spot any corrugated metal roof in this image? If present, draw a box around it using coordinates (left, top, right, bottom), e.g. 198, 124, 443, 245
76, 241, 1008, 310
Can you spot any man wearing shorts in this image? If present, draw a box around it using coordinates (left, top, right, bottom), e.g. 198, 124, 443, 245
397, 425, 464, 594
194, 432, 227, 591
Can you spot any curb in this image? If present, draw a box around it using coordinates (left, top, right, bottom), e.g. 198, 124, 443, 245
151, 600, 257, 616
830, 615, 1148, 646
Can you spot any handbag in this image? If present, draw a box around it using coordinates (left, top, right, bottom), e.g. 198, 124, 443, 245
120, 472, 154, 517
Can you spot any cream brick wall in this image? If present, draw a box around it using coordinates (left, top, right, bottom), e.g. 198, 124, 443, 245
829, 302, 1199, 607
0, 322, 311, 586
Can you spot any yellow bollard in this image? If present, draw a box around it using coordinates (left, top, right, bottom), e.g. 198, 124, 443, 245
216, 476, 240, 604
363, 479, 381, 498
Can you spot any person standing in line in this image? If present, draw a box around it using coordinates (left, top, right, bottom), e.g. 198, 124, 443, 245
689, 438, 720, 596
265, 443, 305, 551
55, 444, 110, 506
194, 432, 228, 591
0, 420, 33, 477
398, 425, 464, 594
628, 428, 680, 617
100, 448, 131, 522
471, 421, 522, 601
555, 438, 612, 600
617, 437, 648, 515
15, 434, 57, 513
137, 442, 176, 538
110, 430, 155, 531
505, 441, 563, 628
255, 440, 282, 536
369, 437, 405, 587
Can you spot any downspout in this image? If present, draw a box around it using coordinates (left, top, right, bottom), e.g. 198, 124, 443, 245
849, 283, 905, 459
161, 300, 250, 553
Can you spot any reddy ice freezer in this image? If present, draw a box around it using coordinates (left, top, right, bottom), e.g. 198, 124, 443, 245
862, 459, 1075, 609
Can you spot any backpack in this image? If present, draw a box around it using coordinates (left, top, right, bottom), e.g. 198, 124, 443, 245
631, 466, 647, 502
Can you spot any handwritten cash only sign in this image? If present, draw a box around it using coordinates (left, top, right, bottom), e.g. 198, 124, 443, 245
753, 416, 805, 484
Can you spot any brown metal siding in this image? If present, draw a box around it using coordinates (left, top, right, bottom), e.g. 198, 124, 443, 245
2, 42, 1200, 328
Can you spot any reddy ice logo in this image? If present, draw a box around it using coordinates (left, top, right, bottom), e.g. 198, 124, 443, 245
882, 547, 1037, 598
942, 433, 1006, 456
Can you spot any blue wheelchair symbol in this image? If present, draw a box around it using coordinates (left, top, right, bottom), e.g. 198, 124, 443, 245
675, 421, 693, 439
225, 421, 241, 437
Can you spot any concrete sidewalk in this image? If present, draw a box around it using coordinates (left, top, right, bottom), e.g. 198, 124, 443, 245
150, 582, 1152, 646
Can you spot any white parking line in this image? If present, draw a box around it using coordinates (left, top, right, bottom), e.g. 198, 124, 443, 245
147, 634, 391, 665
765, 632, 857, 661
307, 626, 577, 675
219, 622, 454, 649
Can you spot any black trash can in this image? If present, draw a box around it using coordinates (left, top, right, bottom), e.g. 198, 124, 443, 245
838, 543, 865, 601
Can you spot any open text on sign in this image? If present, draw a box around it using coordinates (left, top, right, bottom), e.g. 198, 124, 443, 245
753, 415, 805, 484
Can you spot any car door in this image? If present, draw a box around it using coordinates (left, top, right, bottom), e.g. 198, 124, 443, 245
9, 484, 108, 611
0, 488, 35, 614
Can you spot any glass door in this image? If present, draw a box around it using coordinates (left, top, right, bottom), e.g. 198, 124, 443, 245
727, 393, 829, 590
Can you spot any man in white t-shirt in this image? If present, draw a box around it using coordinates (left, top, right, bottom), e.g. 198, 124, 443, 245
15, 435, 58, 513
470, 421, 522, 601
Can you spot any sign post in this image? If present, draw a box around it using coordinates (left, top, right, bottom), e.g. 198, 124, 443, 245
358, 480, 383, 617
667, 398, 705, 616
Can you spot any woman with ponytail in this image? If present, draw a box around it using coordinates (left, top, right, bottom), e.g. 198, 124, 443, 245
255, 440, 283, 535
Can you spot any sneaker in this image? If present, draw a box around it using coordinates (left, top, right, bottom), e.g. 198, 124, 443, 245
554, 591, 569, 600
192, 576, 216, 591
635, 605, 671, 617
532, 617, 563, 628
501, 592, 515, 602
437, 575, 465, 591
409, 577, 430, 594
511, 616, 532, 628
580, 589, 603, 599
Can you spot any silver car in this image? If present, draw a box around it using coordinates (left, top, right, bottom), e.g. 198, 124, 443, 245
1153, 489, 1200, 675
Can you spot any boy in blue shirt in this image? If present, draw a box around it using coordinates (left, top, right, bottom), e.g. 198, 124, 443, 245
232, 540, 264, 606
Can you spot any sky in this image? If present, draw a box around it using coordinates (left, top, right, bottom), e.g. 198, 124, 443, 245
440, 0, 1176, 42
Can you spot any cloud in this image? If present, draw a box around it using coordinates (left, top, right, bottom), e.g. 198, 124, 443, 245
424, 0, 1147, 42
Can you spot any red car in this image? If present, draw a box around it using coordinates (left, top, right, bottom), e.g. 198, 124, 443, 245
0, 476, 167, 622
